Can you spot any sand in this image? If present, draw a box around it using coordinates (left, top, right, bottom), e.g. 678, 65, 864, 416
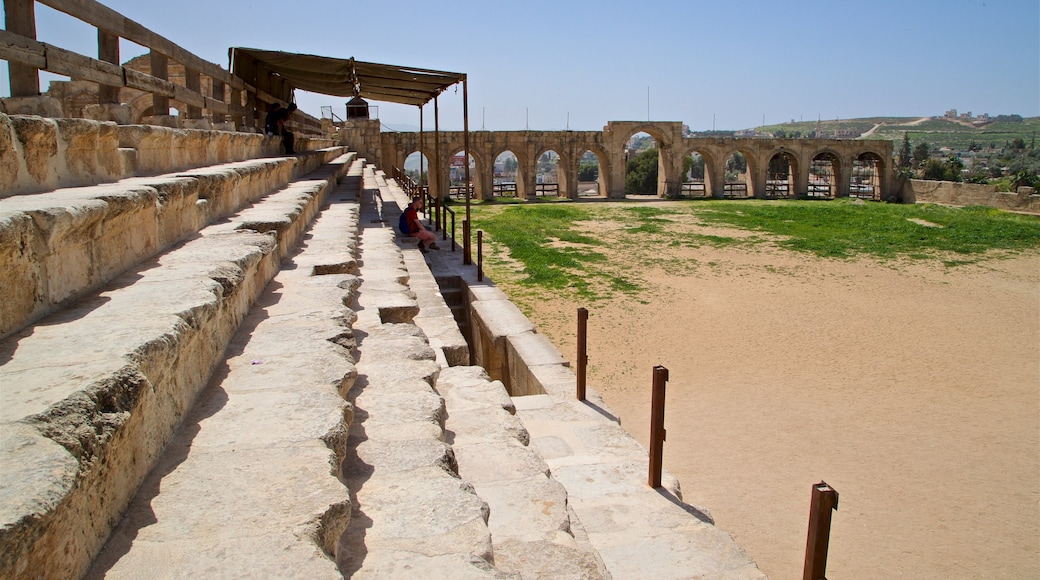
511, 209, 1040, 579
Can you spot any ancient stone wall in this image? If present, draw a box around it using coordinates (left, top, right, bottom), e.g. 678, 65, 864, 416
902, 179, 1040, 214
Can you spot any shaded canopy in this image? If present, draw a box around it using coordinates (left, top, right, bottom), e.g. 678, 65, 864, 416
230, 48, 464, 107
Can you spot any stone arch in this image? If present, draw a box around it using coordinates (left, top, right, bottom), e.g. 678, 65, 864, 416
720, 148, 756, 198
534, 147, 569, 198
491, 148, 520, 197
682, 145, 716, 198
765, 150, 798, 199
621, 126, 672, 196
447, 146, 487, 200
852, 151, 885, 201
576, 146, 609, 198
809, 149, 843, 198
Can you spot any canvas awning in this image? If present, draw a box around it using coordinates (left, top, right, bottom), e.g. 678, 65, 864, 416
230, 48, 464, 106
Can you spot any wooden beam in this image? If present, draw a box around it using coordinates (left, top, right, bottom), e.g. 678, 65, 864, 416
98, 28, 120, 104
4, 0, 40, 96
0, 29, 46, 69
42, 41, 123, 88
184, 67, 202, 118
34, 0, 243, 90
149, 50, 169, 115
123, 67, 176, 98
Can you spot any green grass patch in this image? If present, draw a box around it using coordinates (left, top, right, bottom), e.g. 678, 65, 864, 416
689, 199, 1040, 260
469, 199, 1040, 300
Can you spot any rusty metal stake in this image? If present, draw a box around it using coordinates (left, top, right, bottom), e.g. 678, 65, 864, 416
463, 219, 471, 265
803, 481, 839, 580
648, 365, 668, 488
576, 308, 588, 401
477, 230, 483, 281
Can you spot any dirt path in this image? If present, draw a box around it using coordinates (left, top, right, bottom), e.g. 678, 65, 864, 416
517, 232, 1039, 579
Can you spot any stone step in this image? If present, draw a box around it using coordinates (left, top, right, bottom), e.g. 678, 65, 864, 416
436, 366, 610, 579
337, 166, 505, 578
0, 113, 336, 197
0, 154, 355, 580
0, 146, 346, 339
86, 160, 365, 578
375, 172, 469, 369
513, 392, 766, 579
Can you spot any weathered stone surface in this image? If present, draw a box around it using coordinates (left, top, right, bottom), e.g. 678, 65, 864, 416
493, 536, 608, 580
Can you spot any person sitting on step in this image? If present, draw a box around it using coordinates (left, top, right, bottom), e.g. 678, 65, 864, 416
403, 196, 439, 252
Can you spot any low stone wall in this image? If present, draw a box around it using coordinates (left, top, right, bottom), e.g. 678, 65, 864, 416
902, 178, 1040, 214
0, 113, 337, 198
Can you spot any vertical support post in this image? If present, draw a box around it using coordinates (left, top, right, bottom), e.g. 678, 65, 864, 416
434, 96, 442, 232
230, 87, 242, 129
211, 79, 226, 124
5, 0, 39, 97
477, 230, 483, 281
418, 103, 425, 204
803, 481, 839, 580
648, 365, 668, 488
462, 75, 472, 265
150, 50, 169, 117
462, 220, 471, 264
576, 308, 588, 401
184, 67, 202, 119
98, 29, 120, 104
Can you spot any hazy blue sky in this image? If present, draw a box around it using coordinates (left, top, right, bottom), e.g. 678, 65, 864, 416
2, 0, 1037, 131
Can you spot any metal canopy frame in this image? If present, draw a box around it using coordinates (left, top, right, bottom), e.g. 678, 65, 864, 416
229, 47, 473, 263
229, 47, 463, 107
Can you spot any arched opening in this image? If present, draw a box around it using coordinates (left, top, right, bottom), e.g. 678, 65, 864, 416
852, 152, 883, 201
403, 151, 430, 197
578, 149, 605, 198
624, 131, 660, 195
493, 151, 519, 197
809, 152, 840, 198
536, 150, 562, 197
723, 151, 751, 198
449, 150, 478, 199
766, 152, 796, 199
681, 151, 710, 198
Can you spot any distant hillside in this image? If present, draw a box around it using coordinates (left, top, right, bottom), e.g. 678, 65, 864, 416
758, 116, 1040, 152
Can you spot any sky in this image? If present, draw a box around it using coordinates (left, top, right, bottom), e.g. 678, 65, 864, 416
2, 0, 1038, 131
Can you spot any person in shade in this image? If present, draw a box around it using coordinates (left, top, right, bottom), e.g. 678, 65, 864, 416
403, 196, 439, 252
264, 103, 297, 154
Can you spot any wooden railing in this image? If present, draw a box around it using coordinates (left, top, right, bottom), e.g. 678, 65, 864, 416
0, 0, 320, 134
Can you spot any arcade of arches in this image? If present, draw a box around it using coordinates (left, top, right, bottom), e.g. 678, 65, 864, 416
364, 121, 894, 201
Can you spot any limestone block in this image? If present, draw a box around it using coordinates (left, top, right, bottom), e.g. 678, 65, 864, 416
492, 536, 608, 579
0, 212, 41, 337
470, 300, 535, 388
505, 332, 568, 397
0, 96, 63, 118
467, 476, 571, 542
180, 118, 212, 131
0, 114, 20, 195
347, 551, 513, 579
338, 467, 493, 574
81, 104, 132, 125
10, 115, 58, 191
344, 438, 458, 485
451, 441, 550, 485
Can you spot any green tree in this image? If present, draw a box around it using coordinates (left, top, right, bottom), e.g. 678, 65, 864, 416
913, 141, 930, 167
898, 132, 912, 169
685, 154, 705, 181
625, 148, 658, 194
944, 155, 964, 181
921, 158, 947, 181
578, 162, 598, 181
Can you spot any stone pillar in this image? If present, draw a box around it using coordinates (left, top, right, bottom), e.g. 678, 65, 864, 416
660, 146, 682, 198
836, 159, 853, 198
5, 0, 39, 97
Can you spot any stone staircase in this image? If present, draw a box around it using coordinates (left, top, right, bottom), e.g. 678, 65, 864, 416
1, 114, 766, 579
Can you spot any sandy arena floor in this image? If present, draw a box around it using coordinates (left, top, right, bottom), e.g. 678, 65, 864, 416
514, 216, 1039, 579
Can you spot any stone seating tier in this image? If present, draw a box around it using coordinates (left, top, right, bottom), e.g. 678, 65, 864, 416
0, 126, 345, 339
0, 152, 355, 579
1, 113, 335, 198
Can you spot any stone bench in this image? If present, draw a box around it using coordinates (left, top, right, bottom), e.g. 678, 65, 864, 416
88, 165, 364, 578
337, 166, 503, 577
437, 366, 609, 578
0, 149, 349, 339
0, 112, 337, 197
0, 154, 355, 580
